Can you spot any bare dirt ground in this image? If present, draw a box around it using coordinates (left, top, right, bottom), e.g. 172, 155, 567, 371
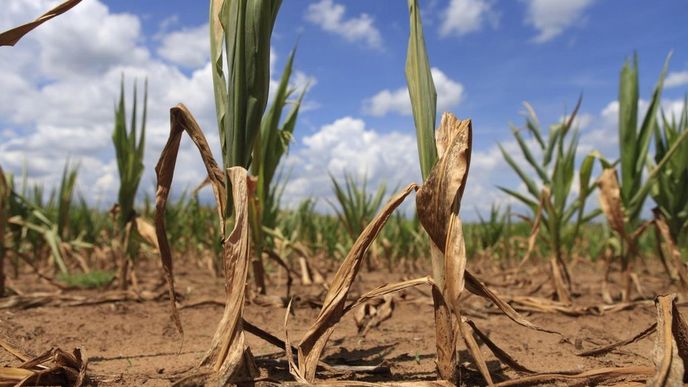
0, 257, 679, 386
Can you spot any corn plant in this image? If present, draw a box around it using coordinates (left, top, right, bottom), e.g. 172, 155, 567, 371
499, 100, 598, 301
597, 55, 688, 298
652, 98, 688, 246
649, 97, 688, 285
155, 0, 283, 382
112, 77, 147, 289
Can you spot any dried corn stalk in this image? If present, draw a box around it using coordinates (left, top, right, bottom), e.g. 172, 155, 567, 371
155, 105, 257, 382
415, 113, 471, 382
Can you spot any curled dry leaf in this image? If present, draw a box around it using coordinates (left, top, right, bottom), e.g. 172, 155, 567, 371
201, 167, 257, 384
0, 0, 82, 47
647, 294, 688, 386
154, 104, 226, 334
297, 183, 417, 382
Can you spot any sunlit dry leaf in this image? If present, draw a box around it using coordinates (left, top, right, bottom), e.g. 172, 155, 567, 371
201, 167, 257, 384
297, 184, 417, 382
0, 0, 82, 47
154, 104, 226, 334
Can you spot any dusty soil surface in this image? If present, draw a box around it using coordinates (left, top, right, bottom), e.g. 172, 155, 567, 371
0, 257, 681, 386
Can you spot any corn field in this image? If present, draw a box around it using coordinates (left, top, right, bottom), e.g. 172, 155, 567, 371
1, 1, 688, 386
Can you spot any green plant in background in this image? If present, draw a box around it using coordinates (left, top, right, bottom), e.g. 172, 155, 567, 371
328, 173, 386, 270
112, 77, 147, 289
58, 270, 115, 289
56, 162, 78, 239
328, 173, 386, 243
499, 99, 599, 299
475, 204, 509, 253
652, 97, 688, 246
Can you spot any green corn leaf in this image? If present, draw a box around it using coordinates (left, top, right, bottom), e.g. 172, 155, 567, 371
405, 0, 437, 180
618, 54, 639, 205
499, 144, 540, 198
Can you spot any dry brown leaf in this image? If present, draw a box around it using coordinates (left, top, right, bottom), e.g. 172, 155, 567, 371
298, 256, 313, 285
0, 0, 82, 47
550, 257, 572, 304
154, 104, 226, 334
647, 294, 688, 386
416, 114, 471, 257
200, 167, 257, 384
577, 323, 656, 357
284, 299, 308, 383
0, 347, 87, 387
459, 317, 494, 385
598, 168, 626, 238
465, 271, 558, 334
493, 366, 653, 386
297, 184, 417, 382
466, 320, 535, 374
518, 190, 546, 269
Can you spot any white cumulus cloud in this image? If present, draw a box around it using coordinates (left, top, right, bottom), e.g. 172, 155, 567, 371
304, 0, 383, 49
363, 68, 465, 117
523, 0, 595, 43
0, 0, 315, 207
157, 23, 209, 69
439, 0, 499, 37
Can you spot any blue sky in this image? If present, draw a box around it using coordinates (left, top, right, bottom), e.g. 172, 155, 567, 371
1, 0, 687, 218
